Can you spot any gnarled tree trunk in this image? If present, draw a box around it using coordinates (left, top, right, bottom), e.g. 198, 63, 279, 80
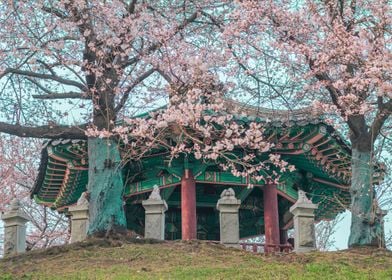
87, 137, 127, 236
348, 136, 384, 247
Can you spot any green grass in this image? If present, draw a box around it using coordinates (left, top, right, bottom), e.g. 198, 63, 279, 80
0, 239, 391, 280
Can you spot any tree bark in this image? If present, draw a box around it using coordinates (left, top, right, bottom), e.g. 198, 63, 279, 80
348, 145, 384, 247
87, 137, 127, 236
0, 122, 86, 139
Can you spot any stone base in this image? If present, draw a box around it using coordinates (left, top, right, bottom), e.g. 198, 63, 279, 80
142, 195, 168, 240
290, 190, 318, 253
219, 212, 240, 244
1, 200, 30, 256
216, 188, 241, 245
68, 204, 89, 243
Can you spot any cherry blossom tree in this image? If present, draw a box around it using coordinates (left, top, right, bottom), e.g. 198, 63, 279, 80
0, 136, 69, 255
3, 0, 388, 248
0, 1, 294, 237
223, 0, 391, 247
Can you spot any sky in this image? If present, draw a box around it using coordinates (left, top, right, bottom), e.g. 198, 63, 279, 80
333, 211, 391, 250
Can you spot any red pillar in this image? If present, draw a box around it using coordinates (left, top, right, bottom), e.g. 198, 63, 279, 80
181, 169, 197, 240
263, 184, 280, 252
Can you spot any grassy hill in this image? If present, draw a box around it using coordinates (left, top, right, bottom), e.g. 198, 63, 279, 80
1, 239, 391, 280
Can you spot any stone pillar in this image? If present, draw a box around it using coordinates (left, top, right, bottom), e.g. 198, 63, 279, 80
216, 188, 241, 247
1, 199, 30, 256
289, 190, 318, 253
181, 169, 197, 240
68, 193, 89, 243
142, 186, 168, 240
263, 184, 280, 253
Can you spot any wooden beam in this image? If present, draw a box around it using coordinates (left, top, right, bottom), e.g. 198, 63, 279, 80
312, 177, 349, 189
238, 187, 253, 202
167, 201, 216, 208
161, 186, 176, 200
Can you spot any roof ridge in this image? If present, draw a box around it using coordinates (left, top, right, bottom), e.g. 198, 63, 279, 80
223, 99, 321, 121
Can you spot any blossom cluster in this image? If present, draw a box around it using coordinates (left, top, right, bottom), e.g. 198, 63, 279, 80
86, 69, 294, 185
224, 0, 391, 119
0, 136, 69, 251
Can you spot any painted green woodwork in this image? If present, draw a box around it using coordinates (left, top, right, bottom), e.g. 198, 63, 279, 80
31, 110, 372, 239
348, 149, 383, 247
238, 188, 254, 202
161, 186, 176, 200
127, 174, 181, 195
86, 138, 127, 234
33, 117, 356, 204
276, 184, 298, 201
32, 140, 88, 209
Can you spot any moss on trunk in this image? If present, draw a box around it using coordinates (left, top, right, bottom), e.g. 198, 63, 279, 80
348, 148, 384, 248
87, 137, 127, 236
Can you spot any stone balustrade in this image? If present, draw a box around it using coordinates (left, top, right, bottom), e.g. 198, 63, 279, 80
1, 199, 30, 256
142, 186, 168, 240
216, 188, 241, 247
290, 190, 318, 253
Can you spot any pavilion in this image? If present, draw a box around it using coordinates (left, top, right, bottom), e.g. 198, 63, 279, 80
32, 102, 379, 250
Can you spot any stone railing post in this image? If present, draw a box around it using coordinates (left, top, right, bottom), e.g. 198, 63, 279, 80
216, 188, 241, 247
142, 186, 168, 240
68, 192, 89, 243
290, 190, 318, 253
1, 199, 30, 256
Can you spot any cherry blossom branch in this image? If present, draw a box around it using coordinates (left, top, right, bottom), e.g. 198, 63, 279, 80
201, 10, 293, 109
230, 46, 293, 109
123, 11, 199, 68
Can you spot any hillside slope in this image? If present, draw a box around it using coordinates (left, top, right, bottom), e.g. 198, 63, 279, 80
1, 239, 391, 280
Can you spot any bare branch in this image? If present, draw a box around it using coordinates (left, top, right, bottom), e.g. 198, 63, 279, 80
25, 77, 87, 99
115, 68, 156, 112
32, 93, 87, 100
371, 99, 392, 143
36, 60, 56, 76
0, 122, 87, 139
156, 68, 174, 85
1, 68, 87, 91
41, 6, 68, 19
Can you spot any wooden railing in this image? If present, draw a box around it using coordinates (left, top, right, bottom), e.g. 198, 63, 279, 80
239, 242, 293, 253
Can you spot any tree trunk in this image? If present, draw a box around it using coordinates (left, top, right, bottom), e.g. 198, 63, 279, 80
87, 137, 127, 236
348, 146, 384, 247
